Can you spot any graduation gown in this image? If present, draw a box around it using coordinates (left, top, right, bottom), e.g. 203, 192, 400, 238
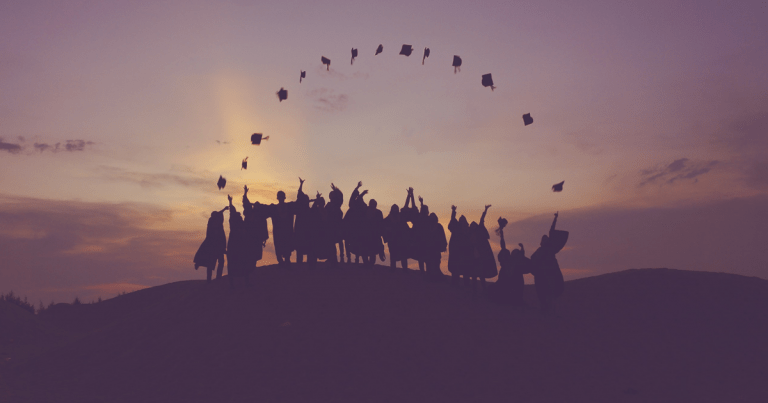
471, 223, 498, 279
193, 214, 226, 268
447, 219, 471, 276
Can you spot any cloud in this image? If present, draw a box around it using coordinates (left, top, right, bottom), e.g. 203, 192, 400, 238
308, 88, 349, 112
639, 158, 719, 186
0, 194, 279, 304
0, 137, 22, 154
502, 195, 768, 281
1, 137, 95, 154
98, 166, 211, 189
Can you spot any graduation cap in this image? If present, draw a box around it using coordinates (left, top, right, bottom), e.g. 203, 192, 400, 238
241, 157, 248, 170
375, 44, 383, 55
482, 74, 495, 91
452, 55, 462, 73
321, 56, 331, 70
351, 48, 358, 65
523, 113, 534, 126
552, 181, 564, 192
400, 44, 413, 56
277, 87, 287, 102
217, 175, 226, 190
251, 133, 270, 145
300, 71, 306, 83
422, 47, 430, 65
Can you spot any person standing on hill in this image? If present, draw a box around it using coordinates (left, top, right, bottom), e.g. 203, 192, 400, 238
530, 212, 568, 315
308, 193, 337, 265
242, 185, 269, 270
269, 184, 298, 265
411, 195, 431, 274
425, 212, 447, 281
469, 205, 498, 293
448, 205, 472, 286
227, 194, 249, 287
383, 203, 409, 271
343, 181, 365, 264
194, 205, 228, 282
489, 217, 528, 307
293, 178, 312, 264
362, 198, 385, 265
327, 183, 346, 263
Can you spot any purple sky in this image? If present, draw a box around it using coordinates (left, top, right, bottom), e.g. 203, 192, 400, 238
1, 0, 766, 304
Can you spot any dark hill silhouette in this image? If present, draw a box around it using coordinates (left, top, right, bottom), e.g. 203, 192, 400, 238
2, 267, 767, 402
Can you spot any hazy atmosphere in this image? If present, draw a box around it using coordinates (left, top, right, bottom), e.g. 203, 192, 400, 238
1, 0, 766, 304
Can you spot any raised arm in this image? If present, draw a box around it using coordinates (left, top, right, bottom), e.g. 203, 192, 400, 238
218, 206, 229, 214
519, 243, 525, 257
228, 194, 237, 214
450, 205, 457, 222
298, 177, 306, 198
480, 204, 491, 226
499, 228, 506, 251
550, 211, 559, 234
349, 181, 362, 208
242, 185, 251, 209
404, 188, 411, 209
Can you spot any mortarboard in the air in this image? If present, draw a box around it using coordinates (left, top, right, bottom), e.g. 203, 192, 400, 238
217, 175, 226, 190
482, 73, 495, 91
321, 56, 331, 70
277, 87, 288, 102
422, 47, 430, 65
241, 157, 248, 170
351, 48, 358, 65
251, 133, 270, 145
552, 181, 564, 192
400, 44, 413, 56
523, 113, 533, 126
375, 44, 383, 55
452, 55, 462, 73
300, 71, 306, 83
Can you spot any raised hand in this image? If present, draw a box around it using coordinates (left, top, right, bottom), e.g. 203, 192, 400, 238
451, 205, 457, 211
331, 183, 337, 191
244, 185, 249, 193
554, 211, 559, 218
408, 187, 414, 195
418, 196, 423, 204
518, 243, 524, 248
357, 181, 363, 188
299, 177, 305, 185
485, 204, 492, 211
224, 206, 229, 210
227, 195, 233, 202
360, 189, 369, 197
316, 191, 322, 198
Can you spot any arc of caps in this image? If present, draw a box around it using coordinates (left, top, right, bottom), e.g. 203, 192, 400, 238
300, 71, 306, 83
321, 56, 331, 70
552, 181, 564, 192
241, 157, 248, 170
375, 44, 383, 55
217, 175, 226, 190
351, 48, 358, 65
422, 47, 430, 65
400, 44, 413, 56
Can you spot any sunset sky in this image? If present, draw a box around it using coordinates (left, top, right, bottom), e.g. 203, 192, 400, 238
1, 0, 766, 304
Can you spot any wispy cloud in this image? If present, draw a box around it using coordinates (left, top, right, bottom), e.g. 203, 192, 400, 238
639, 158, 719, 186
98, 165, 211, 189
0, 137, 95, 154
308, 88, 349, 112
0, 137, 23, 154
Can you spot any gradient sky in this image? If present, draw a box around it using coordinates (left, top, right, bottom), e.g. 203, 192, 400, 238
1, 0, 766, 304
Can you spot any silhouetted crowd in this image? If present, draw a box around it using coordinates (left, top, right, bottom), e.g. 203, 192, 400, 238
195, 180, 568, 314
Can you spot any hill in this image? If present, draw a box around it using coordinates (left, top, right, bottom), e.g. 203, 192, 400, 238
2, 266, 767, 402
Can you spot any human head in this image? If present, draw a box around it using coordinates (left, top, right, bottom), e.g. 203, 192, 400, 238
459, 215, 468, 227
469, 221, 478, 231
277, 190, 286, 202
429, 212, 438, 224
314, 196, 326, 208
421, 205, 429, 216
369, 199, 377, 209
390, 204, 399, 214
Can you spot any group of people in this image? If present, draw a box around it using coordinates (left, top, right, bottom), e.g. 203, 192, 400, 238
194, 180, 568, 313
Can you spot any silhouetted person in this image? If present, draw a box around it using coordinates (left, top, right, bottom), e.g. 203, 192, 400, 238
448, 205, 472, 286
383, 203, 409, 271
242, 185, 269, 270
530, 212, 568, 315
489, 218, 528, 307
327, 183, 346, 263
269, 188, 297, 265
308, 193, 337, 265
469, 205, 498, 293
425, 212, 447, 281
343, 181, 366, 264
293, 178, 312, 264
194, 205, 228, 282
226, 195, 249, 287
411, 195, 431, 273
362, 198, 385, 265
400, 187, 420, 271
